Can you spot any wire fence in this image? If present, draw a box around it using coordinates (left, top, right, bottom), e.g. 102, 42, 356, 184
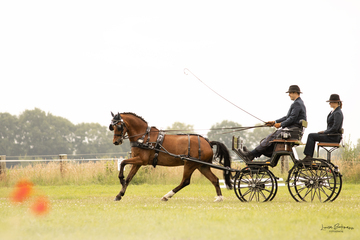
0, 153, 130, 173
2, 152, 130, 160
0, 158, 119, 163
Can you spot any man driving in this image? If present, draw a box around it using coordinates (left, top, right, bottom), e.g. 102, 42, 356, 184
242, 85, 307, 160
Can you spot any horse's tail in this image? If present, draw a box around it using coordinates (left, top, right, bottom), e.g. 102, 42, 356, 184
210, 141, 232, 190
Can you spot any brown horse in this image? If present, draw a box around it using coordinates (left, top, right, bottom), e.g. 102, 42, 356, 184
109, 112, 232, 202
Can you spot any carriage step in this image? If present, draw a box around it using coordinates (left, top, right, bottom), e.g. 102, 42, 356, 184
220, 178, 285, 188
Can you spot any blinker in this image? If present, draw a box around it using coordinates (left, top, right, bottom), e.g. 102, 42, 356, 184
116, 124, 123, 131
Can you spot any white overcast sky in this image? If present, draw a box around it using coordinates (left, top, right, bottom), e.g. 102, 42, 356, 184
1, 0, 360, 144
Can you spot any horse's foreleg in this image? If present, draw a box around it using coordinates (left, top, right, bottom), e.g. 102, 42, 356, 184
118, 164, 141, 200
115, 157, 143, 201
161, 164, 197, 201
198, 166, 223, 202
115, 164, 141, 201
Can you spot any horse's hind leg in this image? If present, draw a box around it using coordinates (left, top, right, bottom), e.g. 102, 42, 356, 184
198, 165, 223, 202
161, 164, 197, 201
115, 164, 141, 201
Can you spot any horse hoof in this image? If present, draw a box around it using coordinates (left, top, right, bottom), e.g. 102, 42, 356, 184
214, 196, 224, 202
114, 196, 121, 201
161, 197, 168, 201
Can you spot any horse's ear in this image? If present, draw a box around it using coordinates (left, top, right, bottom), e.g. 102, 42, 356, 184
111, 112, 114, 117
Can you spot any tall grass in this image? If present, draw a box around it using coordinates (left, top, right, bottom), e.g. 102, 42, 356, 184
1, 156, 360, 187
0, 161, 118, 187
0, 160, 228, 187
332, 158, 360, 183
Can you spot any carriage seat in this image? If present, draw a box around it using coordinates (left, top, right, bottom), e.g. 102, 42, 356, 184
317, 129, 344, 161
273, 119, 308, 143
270, 120, 307, 152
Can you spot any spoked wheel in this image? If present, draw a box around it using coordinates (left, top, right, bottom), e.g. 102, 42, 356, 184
330, 172, 342, 202
287, 159, 336, 202
234, 167, 277, 202
327, 162, 343, 202
286, 165, 302, 202
268, 170, 278, 201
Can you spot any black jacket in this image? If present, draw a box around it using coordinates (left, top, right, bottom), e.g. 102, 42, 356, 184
276, 97, 307, 128
324, 107, 343, 134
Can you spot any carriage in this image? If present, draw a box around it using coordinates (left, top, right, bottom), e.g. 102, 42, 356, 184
231, 124, 343, 202
109, 112, 343, 203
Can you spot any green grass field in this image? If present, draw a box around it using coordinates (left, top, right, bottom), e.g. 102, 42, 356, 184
0, 183, 359, 240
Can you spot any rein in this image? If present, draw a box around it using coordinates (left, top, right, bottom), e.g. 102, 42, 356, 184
220, 125, 268, 134
110, 112, 267, 141
155, 124, 268, 135
123, 124, 268, 139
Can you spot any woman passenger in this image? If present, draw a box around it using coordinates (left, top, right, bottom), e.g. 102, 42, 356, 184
303, 94, 344, 160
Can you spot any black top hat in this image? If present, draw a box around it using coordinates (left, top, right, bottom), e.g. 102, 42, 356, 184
286, 85, 302, 93
326, 94, 342, 102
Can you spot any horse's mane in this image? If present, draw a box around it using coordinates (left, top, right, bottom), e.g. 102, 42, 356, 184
121, 112, 148, 124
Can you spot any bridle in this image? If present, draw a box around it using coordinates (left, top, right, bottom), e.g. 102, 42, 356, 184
109, 112, 154, 144
109, 113, 128, 141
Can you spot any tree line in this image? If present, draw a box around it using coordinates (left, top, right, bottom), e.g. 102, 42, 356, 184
0, 108, 128, 158
0, 108, 279, 159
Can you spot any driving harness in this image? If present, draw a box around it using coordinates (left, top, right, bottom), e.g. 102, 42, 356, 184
130, 127, 204, 168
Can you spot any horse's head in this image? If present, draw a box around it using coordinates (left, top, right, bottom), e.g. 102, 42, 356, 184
109, 112, 127, 145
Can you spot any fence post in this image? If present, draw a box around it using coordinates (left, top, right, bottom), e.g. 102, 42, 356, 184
59, 154, 67, 177
0, 155, 6, 178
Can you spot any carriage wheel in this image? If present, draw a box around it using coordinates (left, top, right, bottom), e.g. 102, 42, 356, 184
287, 159, 336, 202
330, 172, 342, 202
327, 163, 342, 202
286, 165, 302, 202
268, 170, 278, 201
233, 167, 276, 202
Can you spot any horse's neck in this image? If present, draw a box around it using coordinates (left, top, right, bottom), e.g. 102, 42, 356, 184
122, 114, 148, 137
